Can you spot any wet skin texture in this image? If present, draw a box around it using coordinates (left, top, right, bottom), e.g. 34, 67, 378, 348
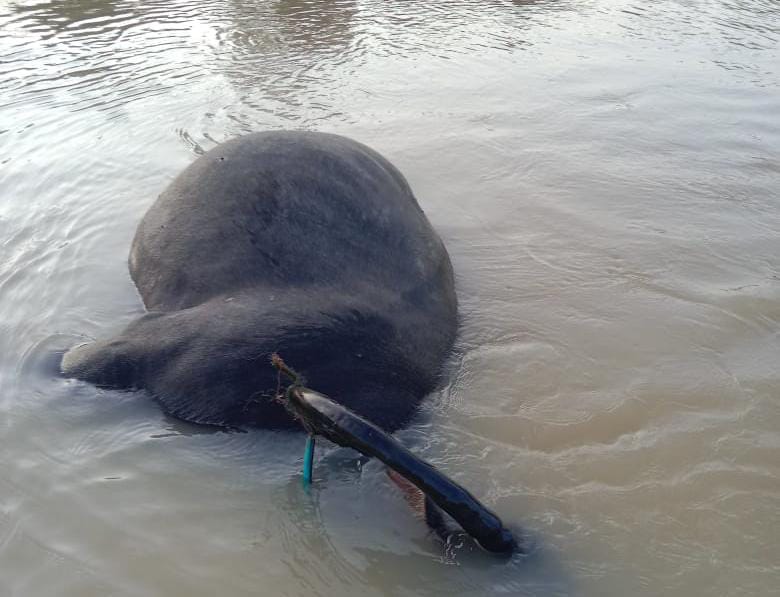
62, 131, 457, 432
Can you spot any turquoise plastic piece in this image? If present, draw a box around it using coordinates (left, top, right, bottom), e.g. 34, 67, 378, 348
302, 435, 315, 486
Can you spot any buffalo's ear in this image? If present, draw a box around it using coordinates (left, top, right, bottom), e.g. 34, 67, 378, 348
61, 310, 176, 389
61, 333, 141, 389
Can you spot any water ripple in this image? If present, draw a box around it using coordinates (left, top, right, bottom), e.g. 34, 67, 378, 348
1, 0, 779, 595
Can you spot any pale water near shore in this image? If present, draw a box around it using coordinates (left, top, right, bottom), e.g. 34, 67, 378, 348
1, 1, 778, 595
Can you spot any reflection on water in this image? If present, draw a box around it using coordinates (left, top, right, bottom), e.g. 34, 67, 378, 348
7, 1, 121, 40
271, 0, 358, 52
1, 0, 778, 595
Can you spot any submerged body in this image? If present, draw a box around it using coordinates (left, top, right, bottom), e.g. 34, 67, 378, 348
62, 131, 457, 432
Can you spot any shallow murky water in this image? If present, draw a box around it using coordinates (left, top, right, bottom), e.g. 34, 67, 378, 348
1, 0, 778, 595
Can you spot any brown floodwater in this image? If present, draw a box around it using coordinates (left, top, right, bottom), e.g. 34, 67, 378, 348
1, 0, 778, 595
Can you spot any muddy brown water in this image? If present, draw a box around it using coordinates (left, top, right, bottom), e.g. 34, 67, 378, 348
1, 0, 778, 595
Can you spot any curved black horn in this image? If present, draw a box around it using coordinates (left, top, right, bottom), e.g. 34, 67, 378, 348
287, 387, 517, 554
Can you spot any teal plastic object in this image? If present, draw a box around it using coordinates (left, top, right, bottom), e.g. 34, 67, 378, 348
302, 435, 315, 486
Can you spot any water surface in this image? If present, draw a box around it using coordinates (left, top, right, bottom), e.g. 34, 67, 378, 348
1, 0, 778, 595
